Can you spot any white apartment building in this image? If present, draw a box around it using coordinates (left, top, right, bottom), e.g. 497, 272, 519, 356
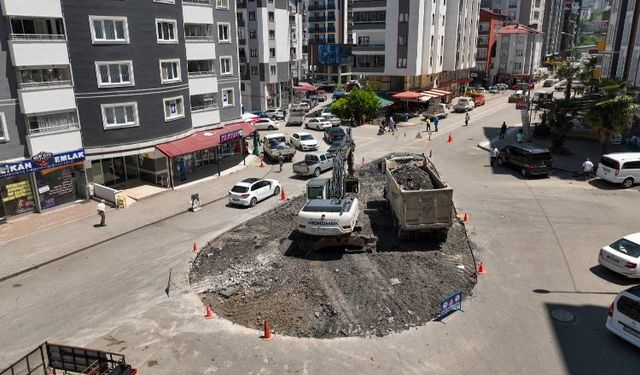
490, 24, 543, 83
484, 0, 545, 31
349, 0, 479, 93
601, 0, 640, 86
238, 0, 304, 111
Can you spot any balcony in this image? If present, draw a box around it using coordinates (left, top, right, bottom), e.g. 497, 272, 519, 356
308, 15, 327, 22
183, 3, 214, 23
352, 44, 385, 53
189, 75, 218, 95
186, 41, 216, 60
9, 18, 69, 66
184, 24, 215, 42
348, 0, 386, 8
1, 0, 63, 17
18, 86, 76, 114
309, 26, 327, 33
27, 127, 82, 155
190, 93, 220, 128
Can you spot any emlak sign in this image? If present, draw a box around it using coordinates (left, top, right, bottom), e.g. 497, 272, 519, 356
0, 149, 85, 178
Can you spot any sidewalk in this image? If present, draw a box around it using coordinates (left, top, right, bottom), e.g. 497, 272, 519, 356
0, 156, 273, 282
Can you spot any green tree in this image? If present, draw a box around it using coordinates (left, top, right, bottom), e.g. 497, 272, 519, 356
539, 99, 577, 151
330, 88, 381, 125
556, 63, 581, 100
584, 95, 637, 154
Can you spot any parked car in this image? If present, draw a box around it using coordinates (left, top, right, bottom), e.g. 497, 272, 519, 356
428, 103, 449, 118
228, 178, 281, 207
555, 81, 567, 91
598, 232, 640, 279
292, 151, 334, 177
253, 117, 280, 130
497, 144, 553, 177
597, 153, 640, 188
466, 93, 486, 106
250, 111, 268, 118
305, 117, 332, 130
265, 108, 285, 120
289, 132, 318, 151
475, 87, 486, 94
606, 285, 640, 348
543, 78, 559, 87
488, 86, 499, 94
286, 108, 306, 126
296, 102, 311, 111
333, 89, 347, 100
317, 90, 328, 101
324, 127, 346, 143
508, 90, 525, 103
453, 97, 475, 112
323, 114, 342, 126
496, 83, 509, 91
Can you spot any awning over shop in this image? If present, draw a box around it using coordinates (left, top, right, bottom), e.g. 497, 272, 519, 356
156, 122, 256, 158
375, 94, 394, 108
295, 82, 316, 91
423, 89, 452, 97
391, 91, 423, 100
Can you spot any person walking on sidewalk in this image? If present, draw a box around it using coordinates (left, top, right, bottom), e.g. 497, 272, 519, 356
424, 114, 431, 132
490, 146, 499, 166
582, 158, 594, 180
500, 122, 507, 139
464, 112, 470, 126
433, 115, 440, 132
278, 154, 284, 172
96, 199, 106, 227
516, 129, 524, 143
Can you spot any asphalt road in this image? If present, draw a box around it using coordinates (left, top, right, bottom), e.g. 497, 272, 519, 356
1, 95, 639, 374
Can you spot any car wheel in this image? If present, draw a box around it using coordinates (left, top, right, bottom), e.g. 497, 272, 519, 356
314, 168, 321, 177
268, 125, 275, 130
622, 177, 634, 188
249, 197, 257, 207
497, 157, 504, 166
273, 186, 281, 196
521, 168, 528, 177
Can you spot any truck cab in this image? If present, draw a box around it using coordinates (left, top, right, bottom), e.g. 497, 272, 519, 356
306, 177, 331, 199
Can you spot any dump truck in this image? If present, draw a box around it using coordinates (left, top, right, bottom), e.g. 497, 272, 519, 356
384, 154, 453, 240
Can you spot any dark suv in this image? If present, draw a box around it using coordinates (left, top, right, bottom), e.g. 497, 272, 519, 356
497, 144, 553, 177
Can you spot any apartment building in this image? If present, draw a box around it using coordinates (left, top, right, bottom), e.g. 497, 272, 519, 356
483, 0, 545, 31
473, 9, 508, 86
560, 0, 579, 56
601, 0, 640, 86
307, 0, 351, 84
0, 0, 243, 220
542, 0, 564, 61
349, 0, 479, 93
490, 24, 543, 83
237, 0, 304, 111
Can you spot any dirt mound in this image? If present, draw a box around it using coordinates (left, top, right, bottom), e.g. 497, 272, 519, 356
190, 154, 476, 338
390, 163, 434, 190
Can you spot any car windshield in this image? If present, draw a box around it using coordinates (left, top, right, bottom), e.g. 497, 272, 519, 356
617, 296, 640, 321
609, 238, 640, 257
231, 185, 249, 193
300, 135, 314, 140
600, 156, 619, 169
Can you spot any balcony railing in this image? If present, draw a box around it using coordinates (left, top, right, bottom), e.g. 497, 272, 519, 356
185, 35, 216, 42
19, 80, 72, 89
28, 122, 79, 136
188, 70, 216, 77
183, 0, 212, 4
191, 103, 219, 112
10, 33, 66, 41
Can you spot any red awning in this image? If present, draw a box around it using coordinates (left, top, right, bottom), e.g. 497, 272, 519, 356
392, 91, 423, 100
430, 89, 452, 96
295, 82, 316, 91
156, 122, 256, 158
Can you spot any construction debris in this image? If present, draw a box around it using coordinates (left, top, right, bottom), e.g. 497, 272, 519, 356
390, 163, 434, 190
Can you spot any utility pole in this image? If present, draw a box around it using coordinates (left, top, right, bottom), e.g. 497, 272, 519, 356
524, 33, 538, 142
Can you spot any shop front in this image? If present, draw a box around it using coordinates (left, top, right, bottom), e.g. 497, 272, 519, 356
156, 122, 256, 188
0, 149, 88, 220
89, 150, 170, 188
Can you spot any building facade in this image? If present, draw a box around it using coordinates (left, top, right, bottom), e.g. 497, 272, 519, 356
349, 0, 479, 93
542, 0, 564, 61
473, 9, 508, 86
483, 0, 545, 31
0, 0, 243, 220
601, 0, 640, 86
490, 24, 543, 83
307, 0, 351, 84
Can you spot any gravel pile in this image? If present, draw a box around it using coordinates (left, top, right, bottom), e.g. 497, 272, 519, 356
390, 163, 434, 190
190, 153, 476, 339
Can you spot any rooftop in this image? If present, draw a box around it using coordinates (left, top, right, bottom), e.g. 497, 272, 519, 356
496, 24, 543, 35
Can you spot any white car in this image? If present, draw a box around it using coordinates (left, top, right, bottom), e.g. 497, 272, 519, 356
606, 285, 640, 348
596, 153, 640, 188
598, 232, 640, 278
453, 97, 475, 112
305, 117, 332, 130
253, 118, 280, 130
289, 132, 318, 151
322, 114, 342, 126
228, 178, 281, 207
265, 108, 285, 120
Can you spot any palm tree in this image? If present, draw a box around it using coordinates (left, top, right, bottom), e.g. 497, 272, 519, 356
556, 63, 581, 100
584, 95, 637, 154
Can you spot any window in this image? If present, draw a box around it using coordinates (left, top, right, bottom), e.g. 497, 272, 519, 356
250, 30, 256, 39
159, 59, 181, 83
270, 65, 276, 75
241, 82, 245, 91
237, 27, 245, 40
622, 161, 640, 169
251, 65, 258, 75
477, 35, 489, 46
163, 96, 185, 121
269, 48, 275, 58
27, 110, 79, 135
357, 36, 370, 45
216, 0, 229, 9
399, 13, 409, 22
188, 60, 215, 76
222, 88, 234, 107
0, 113, 8, 142
397, 57, 407, 68
514, 62, 522, 70
220, 56, 232, 75
18, 66, 72, 88
476, 48, 487, 58
268, 12, 275, 22
269, 30, 275, 40
101, 103, 138, 129
533, 11, 540, 20
95, 61, 133, 88
249, 12, 256, 21
442, 15, 445, 26
398, 35, 407, 45
516, 36, 525, 43
431, 35, 434, 47
154, 0, 175, 3
515, 49, 523, 56
156, 19, 178, 43
89, 16, 128, 44
250, 48, 257, 57
190, 93, 218, 111
217, 23, 230, 42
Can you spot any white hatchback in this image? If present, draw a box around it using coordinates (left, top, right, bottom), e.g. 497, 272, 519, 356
598, 232, 640, 278
606, 285, 640, 348
228, 178, 281, 207
289, 132, 318, 151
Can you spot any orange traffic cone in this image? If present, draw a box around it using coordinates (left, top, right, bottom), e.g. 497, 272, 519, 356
193, 241, 198, 254
447, 133, 453, 143
259, 157, 265, 168
429, 149, 433, 158
415, 132, 422, 139
463, 212, 469, 224
204, 305, 215, 319
477, 262, 486, 275
280, 188, 286, 201
262, 320, 273, 341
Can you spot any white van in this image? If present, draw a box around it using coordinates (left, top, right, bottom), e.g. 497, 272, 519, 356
596, 153, 640, 188
606, 285, 640, 348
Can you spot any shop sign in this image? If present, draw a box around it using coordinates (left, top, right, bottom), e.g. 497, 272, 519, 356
515, 101, 529, 110
0, 149, 85, 178
220, 129, 244, 143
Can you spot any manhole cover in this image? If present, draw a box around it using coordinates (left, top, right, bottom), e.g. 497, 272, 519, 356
551, 309, 574, 322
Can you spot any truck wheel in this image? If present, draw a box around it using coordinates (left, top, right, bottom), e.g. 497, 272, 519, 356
249, 197, 257, 207
314, 168, 321, 177
623, 177, 634, 188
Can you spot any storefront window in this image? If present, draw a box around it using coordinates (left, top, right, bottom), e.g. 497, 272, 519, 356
220, 139, 243, 158
1, 175, 36, 217
36, 164, 84, 210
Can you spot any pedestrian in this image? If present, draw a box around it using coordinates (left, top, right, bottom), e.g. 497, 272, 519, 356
96, 199, 106, 227
500, 122, 507, 139
283, 107, 287, 119
433, 115, 439, 132
516, 129, 524, 143
424, 115, 431, 132
388, 116, 396, 132
464, 112, 470, 126
278, 154, 284, 172
490, 146, 499, 166
582, 157, 594, 180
